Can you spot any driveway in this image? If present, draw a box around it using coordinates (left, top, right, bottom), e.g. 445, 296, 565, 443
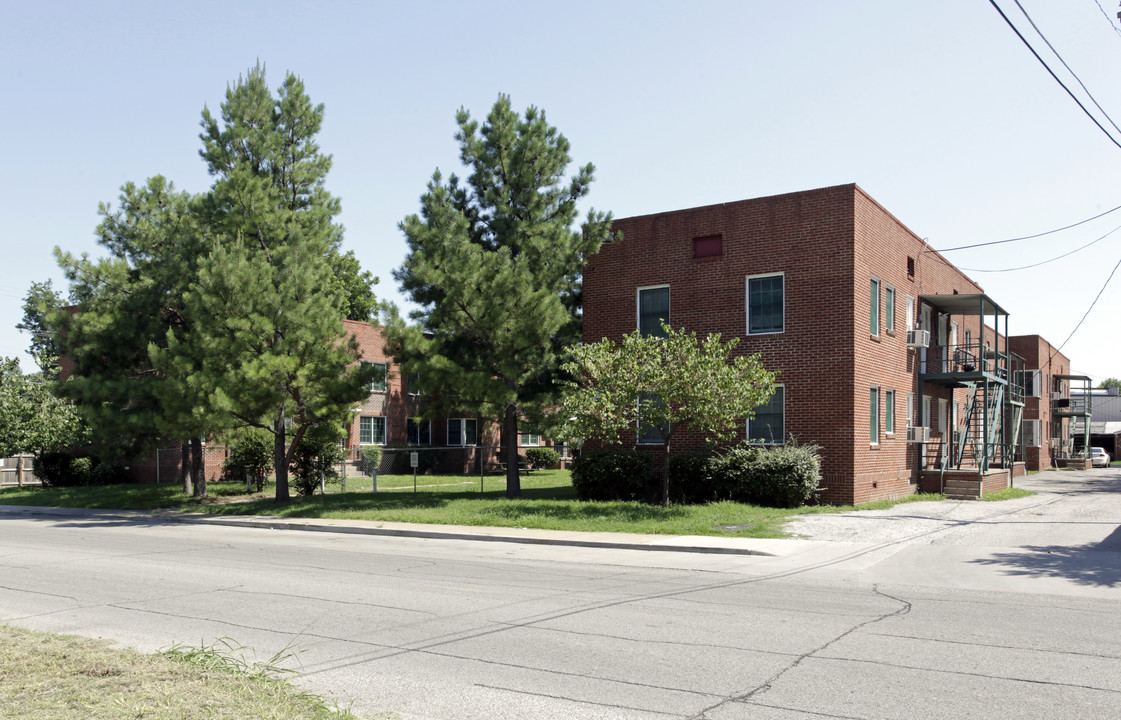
783, 467, 1121, 597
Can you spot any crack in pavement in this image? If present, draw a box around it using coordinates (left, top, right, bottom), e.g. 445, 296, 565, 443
686, 586, 912, 720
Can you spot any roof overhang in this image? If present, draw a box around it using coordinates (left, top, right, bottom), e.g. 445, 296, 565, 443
919, 293, 1008, 317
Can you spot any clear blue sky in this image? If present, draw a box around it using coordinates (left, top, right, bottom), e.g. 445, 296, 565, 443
2, 0, 1120, 381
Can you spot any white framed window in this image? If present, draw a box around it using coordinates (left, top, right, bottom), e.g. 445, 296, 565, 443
637, 285, 670, 338
359, 416, 386, 445
906, 296, 915, 331
885, 286, 895, 332
407, 418, 431, 445
519, 431, 541, 446
1023, 419, 1041, 448
922, 396, 931, 429
1016, 370, 1042, 398
406, 372, 422, 395
906, 392, 914, 429
747, 386, 784, 444
885, 389, 895, 434
938, 398, 948, 434
870, 277, 881, 336
746, 273, 784, 335
363, 361, 388, 392
870, 388, 880, 444
447, 418, 477, 446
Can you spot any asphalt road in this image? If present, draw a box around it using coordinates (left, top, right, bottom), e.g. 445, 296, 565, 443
2, 468, 1120, 719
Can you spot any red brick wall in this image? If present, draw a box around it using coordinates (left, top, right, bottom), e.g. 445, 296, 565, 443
1008, 334, 1072, 471
583, 184, 990, 505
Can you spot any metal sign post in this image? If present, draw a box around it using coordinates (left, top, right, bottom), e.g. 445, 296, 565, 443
411, 451, 419, 492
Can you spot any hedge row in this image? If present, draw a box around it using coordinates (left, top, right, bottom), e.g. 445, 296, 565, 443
571, 443, 822, 508
670, 443, 822, 508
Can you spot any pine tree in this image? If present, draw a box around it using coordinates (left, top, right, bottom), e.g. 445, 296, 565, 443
167, 65, 373, 502
387, 95, 613, 497
55, 176, 207, 482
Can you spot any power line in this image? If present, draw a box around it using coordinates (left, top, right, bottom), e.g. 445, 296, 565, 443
987, 0, 1121, 150
1092, 0, 1121, 41
1012, 0, 1121, 138
958, 222, 1121, 272
935, 201, 1121, 252
1058, 251, 1121, 350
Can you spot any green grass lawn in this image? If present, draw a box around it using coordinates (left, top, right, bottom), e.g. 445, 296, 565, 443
1, 470, 958, 539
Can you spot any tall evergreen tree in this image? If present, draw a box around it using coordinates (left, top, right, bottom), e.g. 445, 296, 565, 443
387, 95, 613, 497
162, 65, 373, 502
55, 176, 209, 488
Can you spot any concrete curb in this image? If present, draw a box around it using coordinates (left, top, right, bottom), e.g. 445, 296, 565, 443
0, 504, 777, 557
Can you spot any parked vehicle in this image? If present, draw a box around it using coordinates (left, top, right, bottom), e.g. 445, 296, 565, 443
1091, 447, 1112, 468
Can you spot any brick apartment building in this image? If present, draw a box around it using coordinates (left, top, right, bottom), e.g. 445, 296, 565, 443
1007, 335, 1091, 471
342, 320, 560, 472
582, 183, 1049, 504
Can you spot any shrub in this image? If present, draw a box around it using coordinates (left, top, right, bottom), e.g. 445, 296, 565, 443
226, 427, 274, 491
668, 451, 718, 504
34, 452, 95, 488
714, 442, 821, 508
570, 450, 652, 501
525, 447, 560, 469
356, 446, 381, 476
87, 461, 129, 486
290, 424, 347, 497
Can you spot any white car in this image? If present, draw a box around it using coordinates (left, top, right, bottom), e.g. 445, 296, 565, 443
1090, 447, 1112, 468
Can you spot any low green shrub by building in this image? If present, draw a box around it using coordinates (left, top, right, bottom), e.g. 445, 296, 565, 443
525, 447, 560, 469
668, 442, 822, 508
570, 450, 652, 501
34, 452, 127, 488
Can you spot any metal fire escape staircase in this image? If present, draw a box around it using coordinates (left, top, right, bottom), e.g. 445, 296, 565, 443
952, 382, 1006, 472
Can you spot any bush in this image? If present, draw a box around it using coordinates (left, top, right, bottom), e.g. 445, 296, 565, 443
570, 450, 652, 501
713, 442, 822, 508
525, 447, 560, 469
668, 451, 719, 504
356, 446, 381, 476
34, 451, 93, 488
290, 424, 347, 497
87, 461, 129, 486
226, 427, 274, 491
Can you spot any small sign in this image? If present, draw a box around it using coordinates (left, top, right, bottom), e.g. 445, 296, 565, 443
410, 451, 419, 468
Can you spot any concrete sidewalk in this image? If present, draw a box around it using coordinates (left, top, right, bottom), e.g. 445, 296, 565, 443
0, 503, 799, 556
3, 466, 1116, 563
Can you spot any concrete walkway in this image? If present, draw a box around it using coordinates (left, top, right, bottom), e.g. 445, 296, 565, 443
4, 467, 1117, 564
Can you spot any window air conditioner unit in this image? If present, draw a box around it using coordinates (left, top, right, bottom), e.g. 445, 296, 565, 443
907, 426, 930, 443
906, 329, 930, 348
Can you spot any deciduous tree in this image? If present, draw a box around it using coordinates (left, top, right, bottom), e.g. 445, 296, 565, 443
16, 281, 64, 375
0, 357, 86, 461
562, 323, 777, 506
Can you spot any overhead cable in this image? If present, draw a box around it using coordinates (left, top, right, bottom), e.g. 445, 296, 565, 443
987, 0, 1121, 150
1012, 0, 1121, 138
1058, 252, 1121, 350
958, 222, 1121, 272
936, 201, 1121, 252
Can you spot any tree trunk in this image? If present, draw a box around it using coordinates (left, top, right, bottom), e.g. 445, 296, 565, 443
504, 401, 521, 498
191, 436, 206, 498
661, 440, 672, 507
179, 441, 191, 494
274, 407, 290, 502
